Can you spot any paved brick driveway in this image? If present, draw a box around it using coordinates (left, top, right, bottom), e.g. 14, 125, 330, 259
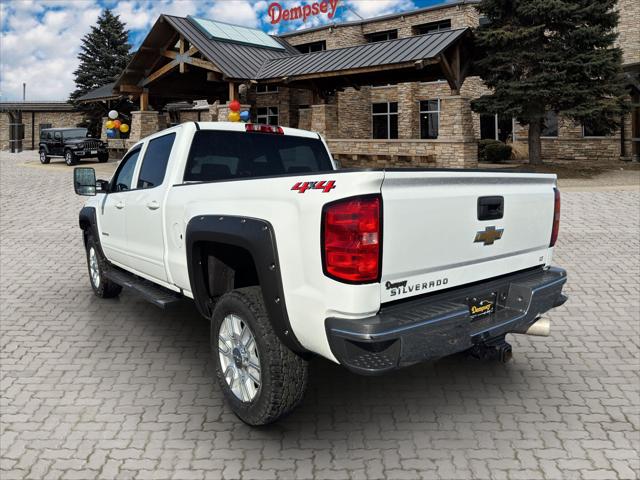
1, 153, 639, 480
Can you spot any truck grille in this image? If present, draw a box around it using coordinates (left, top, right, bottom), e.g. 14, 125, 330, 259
83, 140, 102, 149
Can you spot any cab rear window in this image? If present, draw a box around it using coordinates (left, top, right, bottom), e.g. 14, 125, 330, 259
183, 130, 333, 182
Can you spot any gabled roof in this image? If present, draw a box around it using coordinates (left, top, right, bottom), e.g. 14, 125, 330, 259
162, 15, 296, 79
256, 28, 468, 80
0, 101, 76, 112
76, 82, 119, 102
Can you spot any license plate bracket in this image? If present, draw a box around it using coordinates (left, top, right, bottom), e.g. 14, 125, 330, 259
468, 292, 496, 318
91, 150, 98, 155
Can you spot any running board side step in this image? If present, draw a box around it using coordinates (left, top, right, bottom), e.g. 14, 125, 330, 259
105, 269, 182, 309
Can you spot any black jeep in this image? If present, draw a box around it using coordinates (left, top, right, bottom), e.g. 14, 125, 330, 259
39, 128, 108, 166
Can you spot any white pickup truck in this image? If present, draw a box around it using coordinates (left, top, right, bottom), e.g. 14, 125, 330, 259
74, 121, 567, 425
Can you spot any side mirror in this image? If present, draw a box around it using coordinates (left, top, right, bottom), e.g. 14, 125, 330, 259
74, 167, 97, 196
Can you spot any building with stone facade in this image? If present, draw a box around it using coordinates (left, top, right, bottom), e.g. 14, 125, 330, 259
2, 0, 638, 165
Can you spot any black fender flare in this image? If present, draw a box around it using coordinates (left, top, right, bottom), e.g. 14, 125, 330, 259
185, 215, 308, 355
39, 144, 49, 154
79, 206, 105, 257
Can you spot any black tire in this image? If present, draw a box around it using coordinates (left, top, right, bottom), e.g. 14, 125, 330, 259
211, 286, 308, 425
98, 153, 109, 163
85, 235, 122, 299
65, 149, 77, 166
39, 148, 50, 164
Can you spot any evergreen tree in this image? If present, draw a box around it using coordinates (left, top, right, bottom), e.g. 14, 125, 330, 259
70, 9, 132, 101
471, 0, 628, 164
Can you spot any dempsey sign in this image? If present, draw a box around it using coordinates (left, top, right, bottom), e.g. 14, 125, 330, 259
268, 0, 340, 25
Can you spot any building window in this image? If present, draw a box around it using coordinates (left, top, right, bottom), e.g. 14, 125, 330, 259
372, 102, 398, 139
257, 106, 278, 125
419, 100, 440, 139
583, 119, 609, 137
295, 41, 326, 54
256, 84, 279, 94
541, 111, 558, 137
480, 114, 514, 142
413, 19, 451, 35
365, 29, 398, 43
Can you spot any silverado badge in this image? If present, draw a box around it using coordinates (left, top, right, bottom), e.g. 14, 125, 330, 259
474, 226, 504, 246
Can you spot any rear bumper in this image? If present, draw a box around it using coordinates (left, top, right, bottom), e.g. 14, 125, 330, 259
326, 266, 567, 375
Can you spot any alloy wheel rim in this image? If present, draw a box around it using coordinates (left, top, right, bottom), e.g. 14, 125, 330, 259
89, 247, 100, 288
218, 313, 261, 403
66, 152, 72, 164
40, 151, 45, 162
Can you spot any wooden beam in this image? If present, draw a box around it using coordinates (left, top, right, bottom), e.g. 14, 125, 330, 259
119, 84, 143, 94
185, 56, 221, 73
162, 50, 178, 59
140, 89, 149, 111
179, 36, 186, 74
140, 59, 178, 87
228, 82, 238, 101
439, 54, 459, 94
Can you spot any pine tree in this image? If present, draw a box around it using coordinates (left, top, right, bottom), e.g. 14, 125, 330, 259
471, 0, 628, 164
70, 9, 132, 101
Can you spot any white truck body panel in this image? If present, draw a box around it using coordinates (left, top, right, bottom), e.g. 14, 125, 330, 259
84, 122, 559, 363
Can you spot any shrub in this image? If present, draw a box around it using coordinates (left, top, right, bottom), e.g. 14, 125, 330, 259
478, 139, 512, 163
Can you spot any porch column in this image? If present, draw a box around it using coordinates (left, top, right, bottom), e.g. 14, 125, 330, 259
298, 108, 312, 130
311, 104, 338, 138
129, 110, 161, 142
398, 82, 418, 139
436, 96, 477, 168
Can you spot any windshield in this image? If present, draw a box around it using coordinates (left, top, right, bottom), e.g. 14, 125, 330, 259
184, 130, 334, 182
62, 128, 88, 140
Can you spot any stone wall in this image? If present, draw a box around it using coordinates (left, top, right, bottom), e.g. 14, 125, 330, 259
616, 0, 640, 66
282, 3, 479, 49
0, 110, 84, 151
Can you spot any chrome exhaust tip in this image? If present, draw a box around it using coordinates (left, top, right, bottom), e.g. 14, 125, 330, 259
525, 317, 550, 337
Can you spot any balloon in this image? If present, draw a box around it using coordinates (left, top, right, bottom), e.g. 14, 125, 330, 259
105, 120, 114, 129
229, 100, 241, 112
228, 111, 241, 122
240, 111, 250, 122
106, 129, 116, 138
119, 124, 129, 133
108, 110, 118, 120
113, 120, 122, 129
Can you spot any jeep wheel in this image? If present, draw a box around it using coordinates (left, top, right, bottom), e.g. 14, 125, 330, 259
98, 153, 109, 163
212, 287, 308, 425
85, 235, 122, 298
65, 150, 77, 166
39, 149, 50, 164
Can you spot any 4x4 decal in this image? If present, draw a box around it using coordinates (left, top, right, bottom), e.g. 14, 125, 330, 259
291, 180, 336, 193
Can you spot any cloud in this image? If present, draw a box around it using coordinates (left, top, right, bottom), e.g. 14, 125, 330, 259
206, 0, 263, 27
342, 0, 416, 21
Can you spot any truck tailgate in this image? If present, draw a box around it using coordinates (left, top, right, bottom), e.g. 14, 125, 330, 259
380, 171, 557, 303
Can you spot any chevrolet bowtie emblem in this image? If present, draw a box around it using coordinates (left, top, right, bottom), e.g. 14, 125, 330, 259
474, 226, 504, 245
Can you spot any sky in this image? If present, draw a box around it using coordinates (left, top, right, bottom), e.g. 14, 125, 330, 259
0, 0, 447, 101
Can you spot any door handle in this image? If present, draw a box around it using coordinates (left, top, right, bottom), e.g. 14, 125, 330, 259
146, 200, 160, 210
115, 201, 125, 209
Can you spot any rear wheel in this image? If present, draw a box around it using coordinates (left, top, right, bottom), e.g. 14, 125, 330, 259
85, 235, 122, 298
39, 149, 50, 164
211, 287, 308, 425
65, 149, 77, 166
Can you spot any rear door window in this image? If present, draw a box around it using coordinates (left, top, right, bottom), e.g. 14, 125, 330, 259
184, 131, 333, 182
137, 133, 176, 189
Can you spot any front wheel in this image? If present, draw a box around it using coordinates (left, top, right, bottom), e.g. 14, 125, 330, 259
98, 153, 109, 163
212, 287, 308, 425
85, 235, 122, 298
65, 150, 77, 166
39, 149, 50, 164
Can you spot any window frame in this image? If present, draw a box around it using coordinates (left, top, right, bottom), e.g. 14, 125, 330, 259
256, 106, 279, 125
365, 29, 398, 43
582, 121, 610, 138
294, 40, 326, 54
413, 19, 452, 35
419, 99, 440, 140
136, 132, 176, 190
256, 84, 279, 94
109, 145, 143, 193
371, 102, 398, 139
541, 111, 559, 138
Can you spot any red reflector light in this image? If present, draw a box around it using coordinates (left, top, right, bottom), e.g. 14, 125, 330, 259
550, 188, 560, 247
322, 195, 382, 283
245, 123, 284, 134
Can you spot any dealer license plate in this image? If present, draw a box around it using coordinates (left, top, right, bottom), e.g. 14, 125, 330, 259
468, 293, 496, 318
91, 150, 98, 154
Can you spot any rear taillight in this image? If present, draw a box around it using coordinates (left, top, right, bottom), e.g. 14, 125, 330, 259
322, 195, 382, 283
245, 123, 284, 134
550, 188, 560, 247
